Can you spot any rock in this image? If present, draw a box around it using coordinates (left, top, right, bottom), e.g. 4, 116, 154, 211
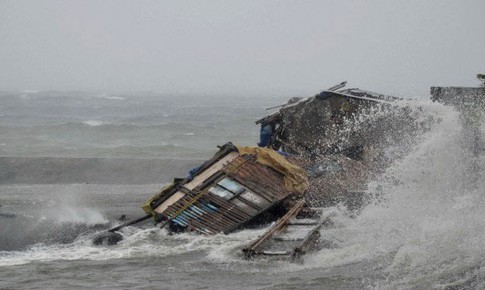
92, 231, 123, 246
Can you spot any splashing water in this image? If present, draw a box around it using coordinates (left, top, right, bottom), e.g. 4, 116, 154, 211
51, 207, 108, 225
1, 98, 484, 289
0, 226, 266, 267
305, 100, 485, 288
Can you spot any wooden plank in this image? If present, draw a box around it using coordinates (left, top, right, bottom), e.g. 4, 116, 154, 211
290, 216, 331, 262
154, 191, 185, 214
185, 152, 238, 190
242, 200, 305, 259
261, 251, 290, 256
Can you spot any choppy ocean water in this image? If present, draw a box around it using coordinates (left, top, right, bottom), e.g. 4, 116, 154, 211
0, 91, 484, 289
0, 91, 281, 158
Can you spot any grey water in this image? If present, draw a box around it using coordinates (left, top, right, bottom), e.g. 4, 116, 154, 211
1, 91, 484, 289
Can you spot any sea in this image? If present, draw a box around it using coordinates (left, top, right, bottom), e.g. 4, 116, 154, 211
0, 90, 484, 289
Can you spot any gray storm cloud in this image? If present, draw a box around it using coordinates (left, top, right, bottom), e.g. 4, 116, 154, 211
0, 0, 484, 97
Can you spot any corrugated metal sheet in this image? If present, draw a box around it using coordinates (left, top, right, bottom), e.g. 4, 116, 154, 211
160, 154, 296, 235
222, 155, 290, 202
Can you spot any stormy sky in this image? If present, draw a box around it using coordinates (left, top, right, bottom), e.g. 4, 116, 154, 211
1, 0, 484, 97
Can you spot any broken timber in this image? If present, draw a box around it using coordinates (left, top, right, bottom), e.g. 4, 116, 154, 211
141, 143, 308, 235
243, 200, 332, 262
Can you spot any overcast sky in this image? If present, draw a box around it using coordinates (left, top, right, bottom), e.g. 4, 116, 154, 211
1, 0, 484, 97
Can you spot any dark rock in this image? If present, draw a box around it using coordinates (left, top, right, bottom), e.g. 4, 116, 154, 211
92, 231, 123, 246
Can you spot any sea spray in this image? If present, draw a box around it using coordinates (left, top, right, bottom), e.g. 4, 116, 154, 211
0, 184, 159, 251
306, 100, 485, 288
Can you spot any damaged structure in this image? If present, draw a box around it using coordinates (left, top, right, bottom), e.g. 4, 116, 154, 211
141, 143, 308, 235
240, 85, 435, 260
97, 82, 462, 261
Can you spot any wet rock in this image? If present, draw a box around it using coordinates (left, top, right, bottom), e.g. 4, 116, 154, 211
92, 231, 123, 246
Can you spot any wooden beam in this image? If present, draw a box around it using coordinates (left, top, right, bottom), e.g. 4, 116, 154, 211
242, 200, 305, 259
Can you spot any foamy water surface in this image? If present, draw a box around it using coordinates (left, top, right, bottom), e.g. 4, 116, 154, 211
0, 92, 484, 289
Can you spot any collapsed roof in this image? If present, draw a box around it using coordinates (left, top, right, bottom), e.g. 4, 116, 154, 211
255, 84, 437, 207
142, 143, 308, 235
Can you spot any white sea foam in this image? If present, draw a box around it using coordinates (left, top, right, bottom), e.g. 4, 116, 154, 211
96, 93, 125, 100
82, 120, 104, 126
104, 96, 125, 100
0, 226, 266, 267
